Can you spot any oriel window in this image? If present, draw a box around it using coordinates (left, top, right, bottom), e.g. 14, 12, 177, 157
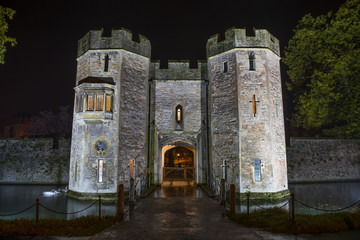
87, 95, 94, 111
176, 105, 182, 122
95, 94, 104, 111
105, 95, 112, 112
76, 95, 83, 113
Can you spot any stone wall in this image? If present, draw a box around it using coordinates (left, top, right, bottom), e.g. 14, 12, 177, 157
287, 138, 360, 183
0, 138, 70, 184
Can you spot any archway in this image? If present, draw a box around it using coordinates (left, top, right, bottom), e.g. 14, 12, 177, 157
162, 145, 195, 181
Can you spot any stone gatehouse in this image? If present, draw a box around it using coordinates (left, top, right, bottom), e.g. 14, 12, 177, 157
68, 27, 288, 199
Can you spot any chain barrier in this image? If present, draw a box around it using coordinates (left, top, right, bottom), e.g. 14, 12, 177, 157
0, 199, 100, 219
249, 199, 268, 210
0, 204, 36, 217
294, 198, 360, 212
39, 200, 99, 215
278, 199, 291, 209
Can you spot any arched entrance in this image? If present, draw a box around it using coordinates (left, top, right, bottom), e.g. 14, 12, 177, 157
162, 145, 195, 181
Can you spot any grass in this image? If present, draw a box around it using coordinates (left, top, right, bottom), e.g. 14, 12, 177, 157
229, 208, 360, 234
0, 215, 120, 237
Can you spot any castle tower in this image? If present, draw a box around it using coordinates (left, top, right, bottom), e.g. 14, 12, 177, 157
206, 28, 288, 196
68, 29, 151, 199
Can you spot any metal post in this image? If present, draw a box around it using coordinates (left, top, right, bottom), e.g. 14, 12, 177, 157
36, 198, 39, 226
246, 193, 250, 216
220, 179, 225, 206
230, 184, 235, 213
118, 184, 124, 217
291, 193, 295, 225
99, 195, 102, 221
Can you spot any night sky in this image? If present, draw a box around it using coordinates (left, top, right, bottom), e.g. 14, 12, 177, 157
0, 0, 347, 131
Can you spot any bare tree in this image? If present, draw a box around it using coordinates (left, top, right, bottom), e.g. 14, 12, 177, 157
26, 106, 72, 148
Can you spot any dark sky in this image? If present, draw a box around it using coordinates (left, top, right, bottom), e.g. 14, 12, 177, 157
0, 0, 347, 130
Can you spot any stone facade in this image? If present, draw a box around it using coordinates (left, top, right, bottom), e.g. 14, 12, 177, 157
287, 138, 360, 183
0, 138, 70, 184
207, 28, 287, 194
1, 138, 359, 186
68, 27, 288, 199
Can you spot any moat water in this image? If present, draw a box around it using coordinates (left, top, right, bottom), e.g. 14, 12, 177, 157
0, 181, 359, 220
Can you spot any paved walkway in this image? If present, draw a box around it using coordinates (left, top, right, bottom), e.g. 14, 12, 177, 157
89, 182, 306, 240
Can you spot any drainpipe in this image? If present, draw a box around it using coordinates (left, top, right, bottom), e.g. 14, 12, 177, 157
147, 78, 153, 187
203, 80, 210, 187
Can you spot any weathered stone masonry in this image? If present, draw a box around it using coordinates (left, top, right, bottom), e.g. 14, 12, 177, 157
1, 138, 358, 185
67, 27, 289, 199
287, 138, 360, 183
207, 28, 287, 194
0, 138, 69, 184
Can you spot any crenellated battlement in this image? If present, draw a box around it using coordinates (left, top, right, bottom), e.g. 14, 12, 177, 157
206, 27, 280, 58
77, 28, 151, 58
150, 60, 207, 80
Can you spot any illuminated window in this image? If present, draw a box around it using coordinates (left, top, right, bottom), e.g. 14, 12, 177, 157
176, 105, 182, 122
249, 52, 255, 71
106, 95, 112, 112
95, 94, 104, 111
98, 159, 103, 183
87, 95, 94, 111
254, 159, 261, 181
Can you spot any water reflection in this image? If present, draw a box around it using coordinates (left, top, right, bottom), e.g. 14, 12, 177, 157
152, 181, 205, 198
289, 181, 360, 214
0, 185, 117, 220
232, 181, 360, 214
1, 181, 359, 219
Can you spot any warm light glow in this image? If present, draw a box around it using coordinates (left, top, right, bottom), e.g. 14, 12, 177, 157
87, 95, 94, 111
130, 159, 134, 179
96, 94, 104, 111
177, 108, 181, 122
106, 95, 111, 112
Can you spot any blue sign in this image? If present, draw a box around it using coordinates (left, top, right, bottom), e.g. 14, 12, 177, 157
254, 159, 261, 181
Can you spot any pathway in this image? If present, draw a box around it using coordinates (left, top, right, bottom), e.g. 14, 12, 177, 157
89, 181, 306, 240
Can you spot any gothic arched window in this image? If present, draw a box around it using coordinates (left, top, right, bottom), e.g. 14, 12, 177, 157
176, 105, 182, 123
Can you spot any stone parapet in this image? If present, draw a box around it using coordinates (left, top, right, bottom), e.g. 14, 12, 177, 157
77, 28, 151, 58
151, 60, 207, 80
206, 27, 280, 58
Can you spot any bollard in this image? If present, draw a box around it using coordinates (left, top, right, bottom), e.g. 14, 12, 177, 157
99, 195, 102, 221
35, 198, 39, 226
130, 178, 135, 210
118, 184, 124, 217
291, 193, 295, 225
246, 193, 250, 216
230, 184, 235, 213
220, 179, 225, 206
